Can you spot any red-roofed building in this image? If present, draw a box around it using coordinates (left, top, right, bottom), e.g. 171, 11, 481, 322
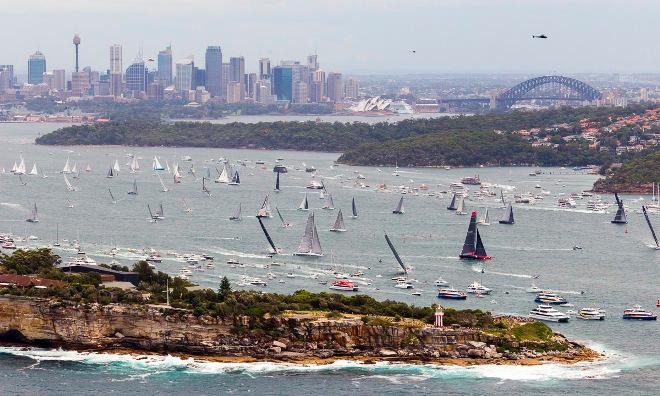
0, 274, 65, 288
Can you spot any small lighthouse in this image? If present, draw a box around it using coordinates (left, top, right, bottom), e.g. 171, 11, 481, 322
434, 306, 444, 328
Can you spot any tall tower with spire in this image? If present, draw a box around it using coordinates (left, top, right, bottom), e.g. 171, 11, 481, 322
72, 34, 81, 72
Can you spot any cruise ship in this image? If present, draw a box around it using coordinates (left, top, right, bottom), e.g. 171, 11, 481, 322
529, 305, 570, 322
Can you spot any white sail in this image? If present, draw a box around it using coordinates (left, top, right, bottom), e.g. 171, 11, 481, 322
153, 156, 164, 171
257, 195, 272, 218
322, 194, 335, 210
157, 173, 168, 192
16, 156, 26, 175
62, 157, 71, 174
217, 165, 229, 183
165, 160, 171, 174
456, 196, 465, 214
298, 194, 309, 210
64, 174, 76, 191
130, 156, 140, 172
11, 161, 18, 173
71, 161, 78, 174
113, 159, 121, 172
29, 163, 38, 176
330, 209, 346, 232
393, 196, 404, 214
85, 163, 92, 172
295, 212, 323, 256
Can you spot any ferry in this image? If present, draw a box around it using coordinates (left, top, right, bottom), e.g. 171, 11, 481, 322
437, 288, 467, 300
577, 308, 605, 320
329, 279, 359, 292
466, 281, 492, 295
529, 305, 570, 322
534, 292, 568, 305
460, 175, 481, 186
622, 305, 657, 320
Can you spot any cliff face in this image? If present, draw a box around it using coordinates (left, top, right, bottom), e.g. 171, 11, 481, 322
0, 296, 595, 363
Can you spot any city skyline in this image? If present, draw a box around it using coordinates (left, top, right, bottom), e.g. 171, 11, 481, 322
2, 0, 659, 75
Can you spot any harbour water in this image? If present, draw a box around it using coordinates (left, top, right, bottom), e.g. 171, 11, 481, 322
1, 122, 659, 395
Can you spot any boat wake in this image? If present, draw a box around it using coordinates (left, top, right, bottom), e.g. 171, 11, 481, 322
470, 266, 532, 279
0, 346, 653, 382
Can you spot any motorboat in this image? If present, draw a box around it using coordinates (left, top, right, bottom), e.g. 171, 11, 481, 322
466, 281, 492, 295
529, 305, 570, 322
437, 288, 467, 300
226, 258, 240, 265
394, 280, 414, 289
434, 278, 450, 287
145, 255, 162, 263
329, 279, 359, 292
1, 241, 17, 249
526, 284, 543, 293
578, 308, 605, 320
623, 305, 657, 320
534, 292, 568, 305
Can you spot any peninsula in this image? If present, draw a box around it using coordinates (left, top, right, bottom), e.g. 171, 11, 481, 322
592, 150, 660, 194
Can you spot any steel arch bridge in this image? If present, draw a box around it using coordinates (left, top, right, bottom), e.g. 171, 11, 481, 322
496, 75, 602, 109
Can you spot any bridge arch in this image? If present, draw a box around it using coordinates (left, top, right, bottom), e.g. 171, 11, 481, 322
496, 75, 602, 109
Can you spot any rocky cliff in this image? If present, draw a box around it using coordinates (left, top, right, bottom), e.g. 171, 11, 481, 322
0, 296, 598, 364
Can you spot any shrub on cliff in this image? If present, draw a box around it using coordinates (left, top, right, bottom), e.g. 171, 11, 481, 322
0, 249, 60, 275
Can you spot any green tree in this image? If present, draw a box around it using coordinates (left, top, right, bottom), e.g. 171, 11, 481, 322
219, 276, 232, 301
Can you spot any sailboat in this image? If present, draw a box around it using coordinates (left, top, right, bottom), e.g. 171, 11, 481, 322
153, 156, 165, 171
173, 166, 182, 183
15, 156, 26, 175
182, 199, 193, 214
155, 203, 165, 219
274, 172, 281, 192
85, 163, 92, 172
447, 193, 458, 211
130, 156, 140, 173
276, 207, 291, 228
456, 195, 467, 215
202, 177, 211, 196
351, 197, 358, 218
257, 217, 280, 254
70, 161, 78, 175
229, 203, 242, 221
108, 188, 117, 204
215, 165, 229, 183
128, 179, 138, 195
256, 195, 272, 218
642, 206, 660, 249
113, 159, 121, 174
147, 204, 158, 222
18, 174, 27, 186
157, 173, 169, 192
478, 208, 490, 225
611, 193, 627, 224
294, 212, 323, 257
384, 232, 409, 273
11, 160, 18, 173
64, 174, 76, 191
322, 194, 335, 210
25, 203, 39, 223
499, 203, 514, 224
29, 163, 38, 176
165, 161, 171, 174
228, 169, 240, 186
459, 211, 492, 260
393, 162, 400, 177
392, 197, 404, 214
329, 209, 346, 232
107, 165, 115, 178
61, 157, 71, 174
500, 190, 506, 208
53, 223, 60, 247
298, 194, 309, 211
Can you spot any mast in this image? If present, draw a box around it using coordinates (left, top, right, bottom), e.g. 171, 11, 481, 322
352, 197, 358, 218
384, 232, 407, 273
611, 193, 628, 224
257, 217, 278, 254
642, 206, 659, 247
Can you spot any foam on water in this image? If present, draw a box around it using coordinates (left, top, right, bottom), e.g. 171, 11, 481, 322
1, 346, 655, 382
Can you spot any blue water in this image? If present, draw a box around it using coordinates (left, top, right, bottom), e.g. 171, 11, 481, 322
0, 122, 659, 395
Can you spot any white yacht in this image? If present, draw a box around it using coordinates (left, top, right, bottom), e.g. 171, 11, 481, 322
434, 278, 450, 287
529, 305, 570, 322
394, 280, 414, 289
578, 307, 605, 320
526, 283, 543, 293
466, 281, 492, 295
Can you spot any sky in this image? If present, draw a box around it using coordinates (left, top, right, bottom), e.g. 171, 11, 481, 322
3, 0, 660, 76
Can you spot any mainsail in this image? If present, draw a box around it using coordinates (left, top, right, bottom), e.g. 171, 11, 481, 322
479, 208, 490, 225
393, 196, 404, 214
295, 212, 322, 256
257, 195, 272, 218
352, 197, 358, 218
229, 170, 240, 185
216, 165, 229, 183
330, 209, 346, 232
499, 203, 514, 224
62, 157, 71, 174
230, 203, 242, 220
64, 174, 76, 191
29, 163, 38, 176
128, 179, 138, 195
113, 159, 121, 173
202, 177, 211, 196
384, 232, 407, 273
26, 203, 38, 223
298, 194, 309, 211
157, 173, 168, 192
322, 194, 335, 210
257, 217, 279, 254
447, 193, 458, 210
107, 166, 115, 178
153, 156, 165, 171
130, 156, 140, 172
456, 195, 465, 214
642, 206, 659, 248
459, 211, 492, 260
274, 172, 280, 192
612, 193, 628, 224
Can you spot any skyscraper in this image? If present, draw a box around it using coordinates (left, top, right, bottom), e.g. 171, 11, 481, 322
307, 54, 319, 71
158, 46, 173, 85
344, 78, 359, 99
125, 61, 147, 94
293, 81, 309, 104
205, 46, 223, 97
326, 72, 344, 102
110, 44, 122, 74
229, 57, 245, 100
27, 51, 46, 84
259, 58, 271, 80
272, 66, 292, 101
221, 63, 230, 99
52, 69, 65, 92
175, 58, 194, 92
0, 65, 14, 89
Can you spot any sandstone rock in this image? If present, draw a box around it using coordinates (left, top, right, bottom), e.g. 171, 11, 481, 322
114, 332, 124, 338
379, 348, 397, 357
272, 340, 287, 349
269, 346, 282, 354
468, 341, 486, 349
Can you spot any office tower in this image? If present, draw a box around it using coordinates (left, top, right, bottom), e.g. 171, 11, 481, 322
229, 57, 245, 100
71, 70, 89, 96
52, 69, 65, 91
307, 54, 319, 71
272, 66, 292, 101
0, 65, 14, 88
255, 79, 273, 104
221, 63, 230, 100
175, 57, 194, 92
157, 45, 173, 85
293, 81, 308, 104
258, 58, 271, 80
72, 34, 81, 72
147, 81, 164, 100
226, 81, 242, 103
0, 67, 12, 90
344, 78, 359, 99
125, 61, 147, 93
109, 44, 122, 74
205, 46, 223, 97
27, 51, 46, 84
246, 72, 257, 100
194, 68, 205, 89
326, 72, 343, 102
309, 81, 323, 103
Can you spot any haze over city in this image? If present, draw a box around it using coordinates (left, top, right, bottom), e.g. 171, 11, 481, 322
4, 0, 660, 74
